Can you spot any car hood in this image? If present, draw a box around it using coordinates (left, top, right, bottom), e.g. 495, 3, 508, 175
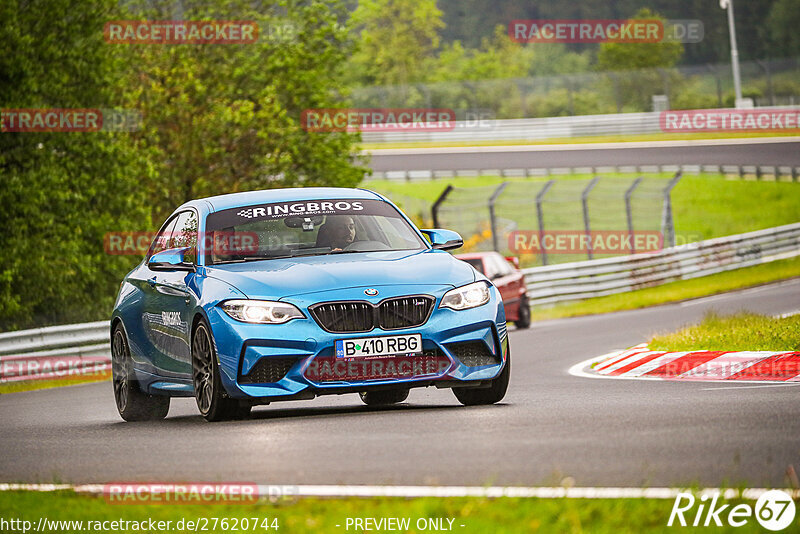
204, 249, 476, 300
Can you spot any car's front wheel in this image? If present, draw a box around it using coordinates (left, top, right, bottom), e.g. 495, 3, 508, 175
359, 389, 409, 406
192, 320, 251, 422
452, 352, 510, 406
111, 325, 170, 422
514, 297, 531, 329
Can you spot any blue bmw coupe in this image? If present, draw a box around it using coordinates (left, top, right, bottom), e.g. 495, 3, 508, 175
111, 188, 510, 421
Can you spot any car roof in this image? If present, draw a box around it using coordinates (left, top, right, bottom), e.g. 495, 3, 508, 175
180, 187, 385, 213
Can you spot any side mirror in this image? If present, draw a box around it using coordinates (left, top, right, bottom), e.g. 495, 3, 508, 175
505, 256, 520, 269
420, 229, 463, 251
148, 247, 195, 272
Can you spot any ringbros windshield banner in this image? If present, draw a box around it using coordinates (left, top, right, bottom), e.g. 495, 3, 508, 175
206, 199, 399, 229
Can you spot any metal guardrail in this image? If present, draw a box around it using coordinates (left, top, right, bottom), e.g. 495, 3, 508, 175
370, 164, 800, 182
1, 222, 798, 382
361, 106, 800, 144
522, 222, 800, 306
0, 321, 110, 383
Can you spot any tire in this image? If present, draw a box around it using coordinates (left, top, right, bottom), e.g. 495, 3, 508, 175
514, 297, 531, 329
111, 325, 170, 422
452, 351, 510, 406
192, 320, 250, 422
359, 388, 409, 406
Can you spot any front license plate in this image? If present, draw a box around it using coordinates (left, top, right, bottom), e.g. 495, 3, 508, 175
335, 334, 422, 359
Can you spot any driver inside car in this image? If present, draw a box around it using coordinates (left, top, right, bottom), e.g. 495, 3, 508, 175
317, 215, 357, 251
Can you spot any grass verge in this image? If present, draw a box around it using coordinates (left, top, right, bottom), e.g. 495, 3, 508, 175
0, 490, 788, 533
649, 312, 800, 352
0, 374, 110, 395
360, 132, 800, 151
365, 173, 800, 244
532, 256, 800, 321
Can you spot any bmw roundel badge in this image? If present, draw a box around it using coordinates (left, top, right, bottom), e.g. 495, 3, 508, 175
364, 288, 379, 296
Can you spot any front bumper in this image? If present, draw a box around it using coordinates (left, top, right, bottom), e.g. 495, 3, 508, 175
204, 284, 508, 401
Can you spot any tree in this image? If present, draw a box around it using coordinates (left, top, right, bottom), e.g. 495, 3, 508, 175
596, 8, 684, 111
767, 0, 800, 58
119, 0, 368, 221
0, 0, 154, 329
596, 8, 683, 72
348, 0, 445, 86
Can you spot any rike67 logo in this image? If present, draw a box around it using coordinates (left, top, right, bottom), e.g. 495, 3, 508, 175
668, 490, 796, 530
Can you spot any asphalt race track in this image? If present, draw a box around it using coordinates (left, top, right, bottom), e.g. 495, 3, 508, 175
2, 278, 799, 488
368, 138, 800, 172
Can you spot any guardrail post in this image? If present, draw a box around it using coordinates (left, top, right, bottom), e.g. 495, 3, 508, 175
794, 167, 799, 183
756, 166, 763, 181
536, 180, 555, 266
625, 177, 643, 254
661, 171, 683, 249
431, 184, 454, 228
581, 177, 600, 260
488, 182, 509, 252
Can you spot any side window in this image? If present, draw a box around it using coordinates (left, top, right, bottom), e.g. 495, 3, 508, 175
482, 256, 500, 279
495, 255, 515, 277
375, 217, 418, 249
170, 211, 199, 264
148, 216, 179, 258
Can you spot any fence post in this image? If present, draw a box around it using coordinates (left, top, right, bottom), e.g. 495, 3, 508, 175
431, 185, 454, 228
625, 177, 643, 254
488, 182, 509, 252
756, 59, 775, 106
661, 171, 683, 249
536, 180, 555, 266
707, 64, 723, 107
581, 177, 600, 260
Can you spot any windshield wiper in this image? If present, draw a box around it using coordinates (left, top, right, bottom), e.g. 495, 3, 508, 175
213, 248, 368, 264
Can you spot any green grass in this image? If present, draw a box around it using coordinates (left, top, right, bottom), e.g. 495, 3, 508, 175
365, 173, 800, 244
0, 374, 109, 395
1, 490, 793, 533
360, 131, 800, 151
532, 256, 800, 321
672, 175, 800, 241
649, 312, 800, 352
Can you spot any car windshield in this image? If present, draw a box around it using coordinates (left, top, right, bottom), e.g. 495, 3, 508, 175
205, 198, 427, 264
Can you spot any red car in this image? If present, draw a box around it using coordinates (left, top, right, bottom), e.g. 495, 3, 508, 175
455, 252, 530, 329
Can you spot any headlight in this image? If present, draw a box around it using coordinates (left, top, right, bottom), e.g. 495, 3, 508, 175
220, 300, 304, 324
439, 281, 491, 310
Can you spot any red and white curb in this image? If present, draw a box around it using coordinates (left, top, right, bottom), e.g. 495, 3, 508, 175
571, 344, 800, 383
